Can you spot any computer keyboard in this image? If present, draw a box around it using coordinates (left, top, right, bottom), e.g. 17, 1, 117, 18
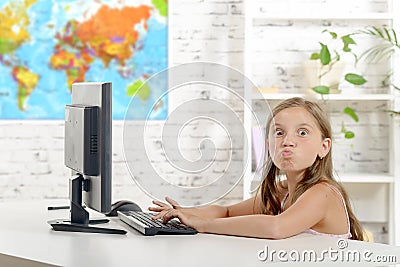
117, 211, 198, 236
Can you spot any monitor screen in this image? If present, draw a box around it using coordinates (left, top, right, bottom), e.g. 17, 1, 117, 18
66, 82, 112, 213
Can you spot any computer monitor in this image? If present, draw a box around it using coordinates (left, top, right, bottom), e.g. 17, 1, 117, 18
48, 82, 126, 234
68, 82, 112, 213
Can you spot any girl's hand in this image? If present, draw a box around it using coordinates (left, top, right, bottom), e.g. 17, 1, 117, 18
148, 197, 208, 231
148, 196, 181, 214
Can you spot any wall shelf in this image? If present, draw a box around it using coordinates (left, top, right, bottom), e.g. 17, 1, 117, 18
251, 12, 395, 21
250, 172, 394, 190
336, 173, 394, 183
250, 92, 394, 101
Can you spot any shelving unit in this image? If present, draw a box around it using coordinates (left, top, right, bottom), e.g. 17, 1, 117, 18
243, 0, 400, 245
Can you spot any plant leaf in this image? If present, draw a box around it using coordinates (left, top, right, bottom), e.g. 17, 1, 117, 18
358, 27, 400, 63
360, 44, 392, 62
334, 51, 340, 61
319, 43, 331, 65
344, 131, 355, 139
342, 35, 356, 53
342, 35, 356, 45
322, 29, 337, 39
310, 53, 320, 60
312, 85, 330, 94
343, 107, 359, 122
345, 73, 367, 85
329, 31, 338, 39
393, 29, 398, 46
372, 26, 385, 38
383, 27, 392, 42
384, 110, 400, 116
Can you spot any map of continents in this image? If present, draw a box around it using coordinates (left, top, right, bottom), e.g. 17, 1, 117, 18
0, 0, 167, 119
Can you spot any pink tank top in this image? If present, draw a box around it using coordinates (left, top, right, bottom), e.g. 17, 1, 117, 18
281, 184, 352, 239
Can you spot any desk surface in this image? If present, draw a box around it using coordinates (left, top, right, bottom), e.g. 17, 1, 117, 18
0, 200, 399, 267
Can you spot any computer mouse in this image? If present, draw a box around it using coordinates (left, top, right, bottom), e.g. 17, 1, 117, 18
106, 200, 142, 217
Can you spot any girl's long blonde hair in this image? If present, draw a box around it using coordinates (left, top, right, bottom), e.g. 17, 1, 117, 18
257, 97, 364, 241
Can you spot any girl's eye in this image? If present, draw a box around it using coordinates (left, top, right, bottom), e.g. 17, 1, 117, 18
298, 129, 308, 136
274, 129, 284, 137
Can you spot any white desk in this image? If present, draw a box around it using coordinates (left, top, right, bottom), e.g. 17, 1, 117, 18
0, 200, 399, 267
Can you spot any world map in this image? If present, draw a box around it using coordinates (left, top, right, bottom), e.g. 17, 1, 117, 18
0, 0, 168, 119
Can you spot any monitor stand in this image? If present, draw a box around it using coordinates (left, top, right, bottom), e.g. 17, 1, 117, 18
48, 174, 127, 235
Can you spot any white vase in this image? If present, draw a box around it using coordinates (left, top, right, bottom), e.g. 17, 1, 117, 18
302, 60, 345, 94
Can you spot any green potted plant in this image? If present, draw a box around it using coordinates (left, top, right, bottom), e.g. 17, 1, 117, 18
304, 29, 367, 138
304, 29, 367, 95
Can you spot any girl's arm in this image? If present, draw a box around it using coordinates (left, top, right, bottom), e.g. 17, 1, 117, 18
150, 181, 286, 220
149, 194, 261, 219
163, 183, 330, 239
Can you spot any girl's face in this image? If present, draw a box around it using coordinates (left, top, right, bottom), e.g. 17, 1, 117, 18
268, 107, 331, 174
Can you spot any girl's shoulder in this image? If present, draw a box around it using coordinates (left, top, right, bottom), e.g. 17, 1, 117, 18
314, 180, 341, 192
303, 180, 342, 200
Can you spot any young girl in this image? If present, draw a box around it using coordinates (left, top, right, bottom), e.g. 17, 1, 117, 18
149, 97, 365, 240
